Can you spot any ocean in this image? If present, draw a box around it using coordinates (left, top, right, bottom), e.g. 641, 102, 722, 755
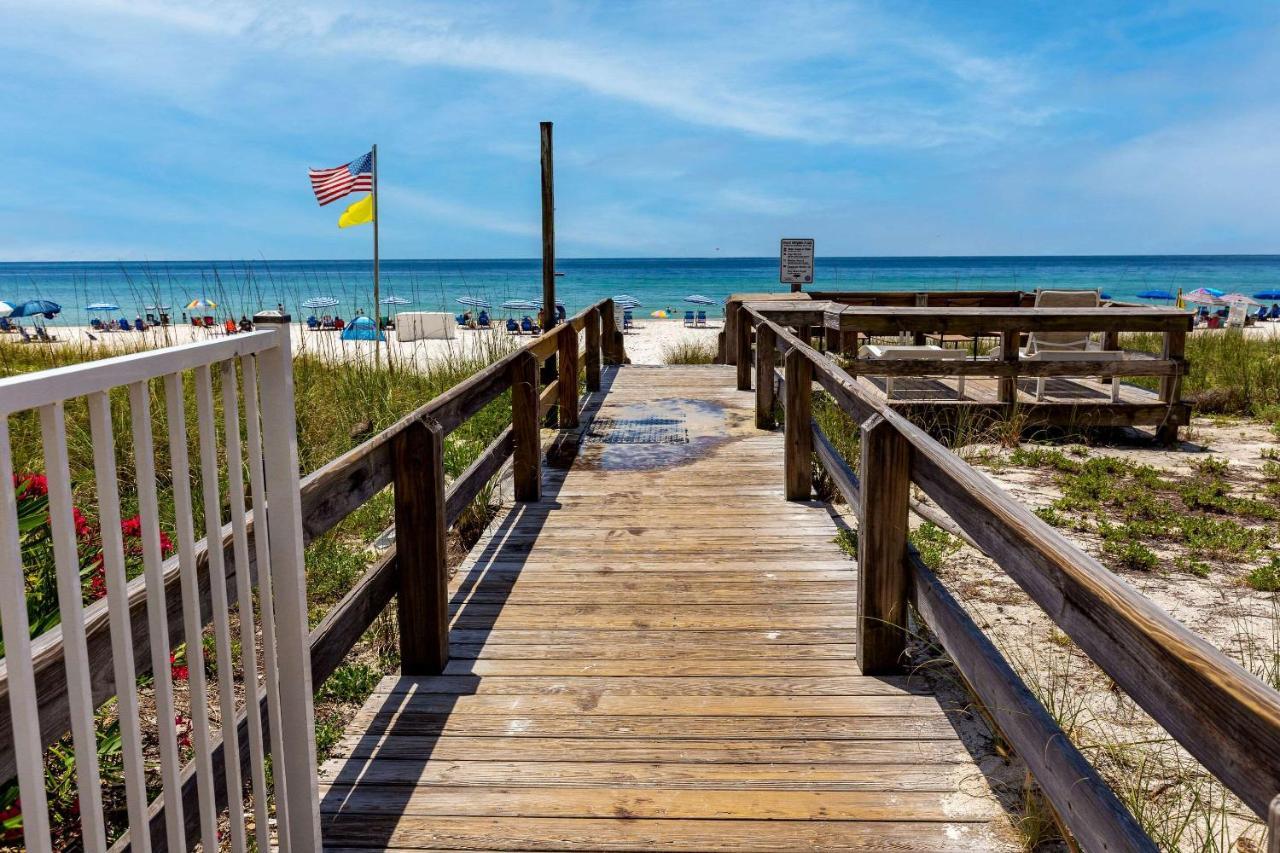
2, 256, 1279, 326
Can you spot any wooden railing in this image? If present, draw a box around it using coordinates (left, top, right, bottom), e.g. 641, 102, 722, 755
742, 304, 1280, 851
0, 299, 624, 850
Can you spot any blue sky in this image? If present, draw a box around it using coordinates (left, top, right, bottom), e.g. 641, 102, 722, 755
2, 0, 1278, 259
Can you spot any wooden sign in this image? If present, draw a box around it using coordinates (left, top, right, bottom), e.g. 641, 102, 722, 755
779, 238, 814, 290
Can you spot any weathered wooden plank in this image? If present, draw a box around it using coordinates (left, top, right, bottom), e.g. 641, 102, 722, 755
328, 735, 970, 764
338, 712, 959, 741
319, 814, 1008, 851
318, 785, 1001, 821
441, 658, 862, 676
338, 693, 944, 717
368, 675, 930, 697
826, 305, 1191, 334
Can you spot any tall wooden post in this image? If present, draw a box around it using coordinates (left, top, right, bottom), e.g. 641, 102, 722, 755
755, 323, 777, 430
857, 415, 910, 675
1157, 327, 1187, 445
394, 418, 449, 675
783, 348, 812, 500
736, 306, 753, 391
511, 351, 542, 502
585, 308, 601, 392
998, 329, 1020, 404
558, 326, 580, 428
1267, 794, 1279, 853
540, 122, 558, 422
371, 144, 382, 371
912, 293, 928, 346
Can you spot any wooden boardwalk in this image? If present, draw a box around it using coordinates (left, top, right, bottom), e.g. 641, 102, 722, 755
320, 364, 1018, 851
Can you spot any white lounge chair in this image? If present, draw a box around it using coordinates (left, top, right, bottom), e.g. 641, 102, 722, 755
1017, 289, 1124, 402
858, 344, 969, 400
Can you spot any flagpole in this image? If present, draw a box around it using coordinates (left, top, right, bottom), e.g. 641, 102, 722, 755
372, 143, 382, 369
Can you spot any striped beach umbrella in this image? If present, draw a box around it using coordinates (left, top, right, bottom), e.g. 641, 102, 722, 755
380, 295, 411, 306
683, 294, 715, 305
185, 297, 218, 310
85, 302, 120, 312
457, 296, 491, 309
303, 296, 340, 309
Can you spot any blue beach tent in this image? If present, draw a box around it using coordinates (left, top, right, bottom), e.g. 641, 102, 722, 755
1137, 289, 1176, 300
340, 315, 385, 341
1253, 290, 1280, 301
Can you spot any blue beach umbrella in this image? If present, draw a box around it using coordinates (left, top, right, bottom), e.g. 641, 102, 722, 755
303, 296, 340, 309
457, 296, 491, 309
85, 302, 120, 312
1253, 290, 1280, 301
1137, 289, 1176, 300
10, 299, 62, 318
683, 294, 715, 305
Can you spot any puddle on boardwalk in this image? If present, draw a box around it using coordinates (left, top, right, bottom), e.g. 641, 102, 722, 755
576, 397, 750, 472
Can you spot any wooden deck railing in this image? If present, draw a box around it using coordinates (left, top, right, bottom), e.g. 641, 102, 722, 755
743, 304, 1280, 850
0, 299, 624, 850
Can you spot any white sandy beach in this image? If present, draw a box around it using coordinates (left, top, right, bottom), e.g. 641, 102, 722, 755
11, 316, 723, 368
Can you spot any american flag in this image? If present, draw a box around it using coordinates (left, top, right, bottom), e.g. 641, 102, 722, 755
308, 151, 373, 206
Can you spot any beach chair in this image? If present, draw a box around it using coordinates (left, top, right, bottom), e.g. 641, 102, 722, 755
477, 311, 491, 329
506, 318, 520, 335
224, 318, 237, 335
696, 310, 708, 327
90, 318, 103, 331
36, 326, 56, 342
334, 318, 346, 331
623, 311, 634, 330
146, 312, 157, 325
1269, 305, 1280, 321
859, 344, 969, 400
683, 310, 695, 326
307, 316, 319, 330
18, 326, 32, 343
134, 318, 146, 332
1017, 289, 1125, 402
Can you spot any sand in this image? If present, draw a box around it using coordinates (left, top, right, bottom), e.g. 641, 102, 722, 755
21, 317, 721, 368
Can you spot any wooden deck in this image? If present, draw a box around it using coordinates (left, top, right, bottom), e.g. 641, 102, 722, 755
319, 364, 1018, 851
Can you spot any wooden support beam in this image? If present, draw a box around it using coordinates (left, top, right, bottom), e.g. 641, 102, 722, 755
736, 306, 753, 391
1268, 794, 1279, 853
997, 329, 1020, 404
783, 348, 812, 501
558, 327, 580, 429
585, 308, 601, 392
1157, 328, 1187, 445
857, 415, 910, 675
755, 322, 777, 430
510, 351, 541, 502
394, 418, 448, 676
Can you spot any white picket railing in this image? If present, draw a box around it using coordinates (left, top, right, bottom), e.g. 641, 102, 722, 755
0, 315, 319, 851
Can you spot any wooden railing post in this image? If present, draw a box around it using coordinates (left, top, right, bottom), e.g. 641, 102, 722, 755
857, 415, 911, 675
736, 306, 753, 391
510, 351, 542, 502
755, 322, 777, 430
558, 325, 580, 428
783, 348, 812, 500
585, 307, 601, 392
601, 299, 625, 366
1157, 327, 1186, 445
394, 417, 449, 676
998, 329, 1020, 404
1101, 330, 1120, 385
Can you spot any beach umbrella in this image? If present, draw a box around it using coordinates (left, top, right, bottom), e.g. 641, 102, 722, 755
1137, 289, 1176, 300
185, 297, 218, 311
10, 299, 62, 318
457, 296, 491, 309
0, 301, 12, 318
144, 304, 173, 311
1184, 288, 1224, 304
85, 302, 119, 312
302, 296, 340, 309
502, 299, 543, 311
1253, 290, 1280, 301
683, 294, 715, 305
613, 294, 641, 308
1222, 293, 1261, 306
380, 295, 411, 306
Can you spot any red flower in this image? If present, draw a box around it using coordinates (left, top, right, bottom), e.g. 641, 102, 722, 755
158, 531, 175, 556
120, 515, 142, 538
88, 559, 107, 600
174, 713, 192, 749
170, 652, 189, 682
13, 472, 47, 498
72, 507, 93, 540
120, 515, 175, 557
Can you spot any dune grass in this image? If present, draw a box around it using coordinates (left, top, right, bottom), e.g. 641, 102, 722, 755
661, 338, 718, 364
1126, 329, 1280, 421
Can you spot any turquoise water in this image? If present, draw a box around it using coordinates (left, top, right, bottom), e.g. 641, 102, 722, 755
2, 256, 1278, 326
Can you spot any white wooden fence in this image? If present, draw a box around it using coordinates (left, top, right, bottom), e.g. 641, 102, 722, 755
0, 316, 319, 851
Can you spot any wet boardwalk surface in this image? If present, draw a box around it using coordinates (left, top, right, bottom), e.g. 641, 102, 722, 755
319, 365, 1018, 851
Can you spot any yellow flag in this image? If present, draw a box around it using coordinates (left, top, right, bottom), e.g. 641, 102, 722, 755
338, 194, 374, 228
